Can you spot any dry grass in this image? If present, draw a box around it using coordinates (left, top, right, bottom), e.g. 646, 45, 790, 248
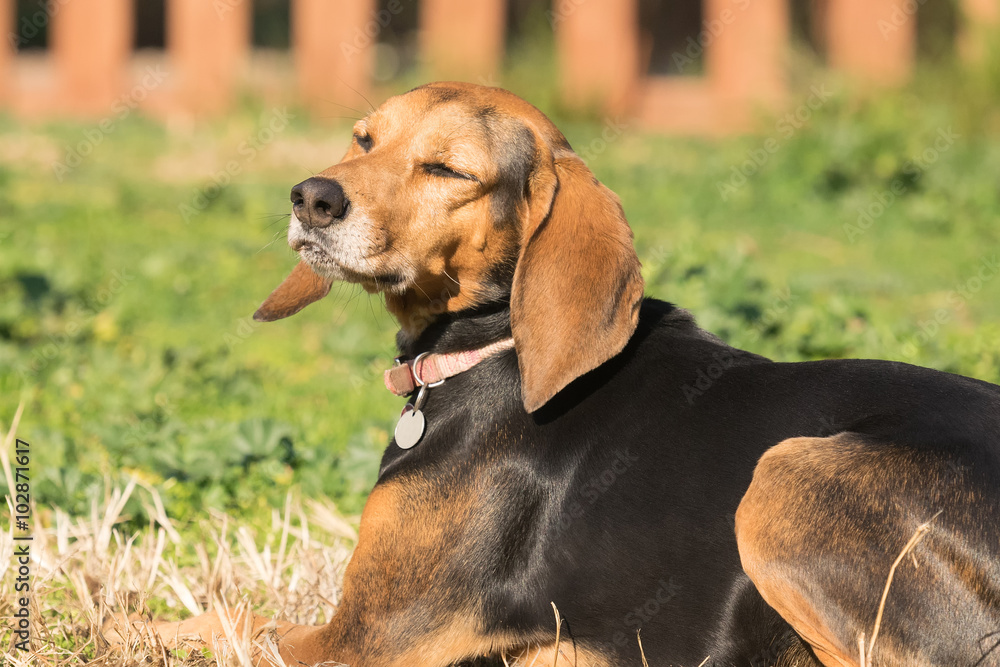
0, 415, 358, 666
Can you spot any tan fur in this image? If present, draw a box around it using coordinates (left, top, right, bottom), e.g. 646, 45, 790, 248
254, 81, 643, 413
510, 154, 643, 412
735, 433, 994, 667
736, 435, 886, 667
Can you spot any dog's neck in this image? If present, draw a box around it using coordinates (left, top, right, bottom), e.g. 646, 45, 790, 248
395, 300, 513, 358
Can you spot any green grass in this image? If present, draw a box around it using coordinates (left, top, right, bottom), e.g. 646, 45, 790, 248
2, 58, 1000, 528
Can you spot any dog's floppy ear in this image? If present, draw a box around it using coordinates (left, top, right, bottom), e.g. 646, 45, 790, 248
253, 261, 333, 322
511, 150, 644, 413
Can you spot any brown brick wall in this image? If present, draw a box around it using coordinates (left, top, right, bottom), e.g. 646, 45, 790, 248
0, 0, 993, 133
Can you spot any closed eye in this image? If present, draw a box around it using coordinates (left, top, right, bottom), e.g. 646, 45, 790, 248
355, 133, 373, 152
423, 163, 477, 181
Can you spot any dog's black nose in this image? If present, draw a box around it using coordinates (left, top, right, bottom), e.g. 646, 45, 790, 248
291, 177, 348, 228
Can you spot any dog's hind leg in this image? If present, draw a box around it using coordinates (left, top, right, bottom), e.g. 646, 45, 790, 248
736, 433, 1000, 667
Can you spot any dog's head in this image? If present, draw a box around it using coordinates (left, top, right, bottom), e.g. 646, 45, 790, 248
255, 82, 643, 412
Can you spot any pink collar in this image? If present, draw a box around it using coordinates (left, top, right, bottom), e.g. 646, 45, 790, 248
384, 338, 515, 396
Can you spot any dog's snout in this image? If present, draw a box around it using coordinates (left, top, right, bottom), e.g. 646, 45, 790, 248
291, 177, 348, 228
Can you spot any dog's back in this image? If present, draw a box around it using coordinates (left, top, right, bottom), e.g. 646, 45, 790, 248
372, 298, 1000, 664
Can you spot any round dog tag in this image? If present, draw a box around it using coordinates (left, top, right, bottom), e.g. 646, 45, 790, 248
394, 406, 426, 449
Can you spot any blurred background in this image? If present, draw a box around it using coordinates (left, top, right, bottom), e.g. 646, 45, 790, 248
1, 0, 999, 526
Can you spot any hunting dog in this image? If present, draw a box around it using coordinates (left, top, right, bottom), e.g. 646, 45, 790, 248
136, 83, 1000, 666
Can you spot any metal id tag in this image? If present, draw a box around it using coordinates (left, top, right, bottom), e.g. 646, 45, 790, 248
394, 405, 425, 449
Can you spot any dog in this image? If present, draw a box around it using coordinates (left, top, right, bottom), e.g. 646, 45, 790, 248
132, 82, 1000, 667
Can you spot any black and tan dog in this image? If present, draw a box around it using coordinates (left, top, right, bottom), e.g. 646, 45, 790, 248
144, 83, 1000, 666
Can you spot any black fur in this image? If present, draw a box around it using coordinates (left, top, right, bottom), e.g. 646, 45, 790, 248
381, 298, 1000, 665
486, 121, 536, 230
